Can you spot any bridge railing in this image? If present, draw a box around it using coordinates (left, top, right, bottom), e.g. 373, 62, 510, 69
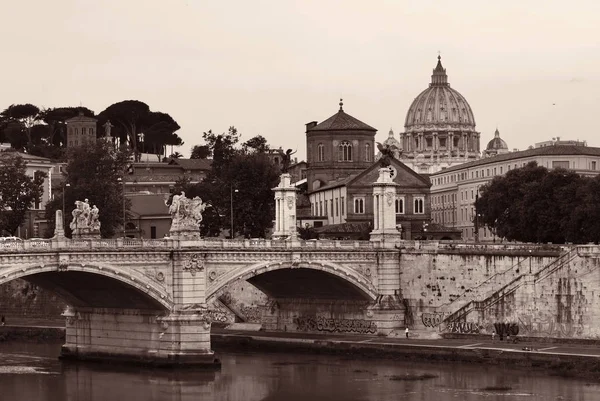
0, 237, 384, 252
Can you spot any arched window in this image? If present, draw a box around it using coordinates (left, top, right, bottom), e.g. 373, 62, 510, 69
317, 143, 325, 162
339, 141, 352, 161
353, 197, 365, 214
365, 143, 371, 162
395, 197, 404, 214
413, 197, 424, 214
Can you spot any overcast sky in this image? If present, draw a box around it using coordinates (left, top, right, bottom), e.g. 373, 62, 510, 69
1, 0, 598, 160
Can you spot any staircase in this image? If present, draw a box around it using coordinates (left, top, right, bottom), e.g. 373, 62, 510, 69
444, 247, 578, 322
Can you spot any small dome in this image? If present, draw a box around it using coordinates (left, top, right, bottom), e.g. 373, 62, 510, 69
486, 128, 508, 151
383, 128, 401, 148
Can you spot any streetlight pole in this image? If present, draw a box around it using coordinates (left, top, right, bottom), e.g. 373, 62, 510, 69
230, 185, 238, 239
62, 183, 70, 230
118, 177, 125, 238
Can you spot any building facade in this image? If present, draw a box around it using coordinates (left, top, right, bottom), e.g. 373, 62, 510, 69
430, 144, 600, 241
306, 100, 376, 191
66, 112, 97, 148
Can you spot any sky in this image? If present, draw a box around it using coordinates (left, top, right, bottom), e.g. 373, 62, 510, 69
1, 0, 599, 161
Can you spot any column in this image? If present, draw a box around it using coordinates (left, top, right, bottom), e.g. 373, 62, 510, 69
370, 168, 401, 245
433, 132, 438, 151
272, 173, 298, 240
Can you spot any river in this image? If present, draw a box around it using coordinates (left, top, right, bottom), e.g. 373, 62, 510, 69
0, 342, 599, 400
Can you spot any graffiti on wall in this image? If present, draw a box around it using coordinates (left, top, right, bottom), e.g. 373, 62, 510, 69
445, 321, 481, 334
241, 306, 264, 323
493, 322, 519, 337
517, 314, 584, 338
421, 312, 446, 328
295, 316, 377, 334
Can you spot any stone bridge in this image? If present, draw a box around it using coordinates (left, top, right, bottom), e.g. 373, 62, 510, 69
0, 236, 400, 366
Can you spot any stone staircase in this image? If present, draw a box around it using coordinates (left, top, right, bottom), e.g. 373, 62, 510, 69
444, 248, 578, 322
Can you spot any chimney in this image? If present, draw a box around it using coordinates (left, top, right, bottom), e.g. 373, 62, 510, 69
306, 121, 318, 131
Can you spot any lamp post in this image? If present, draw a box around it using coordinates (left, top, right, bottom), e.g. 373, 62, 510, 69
62, 183, 70, 230
117, 177, 125, 237
230, 185, 239, 239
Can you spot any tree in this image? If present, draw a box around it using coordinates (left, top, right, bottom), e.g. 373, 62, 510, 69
0, 104, 41, 149
190, 145, 211, 159
97, 101, 182, 161
140, 111, 181, 159
476, 162, 587, 244
0, 152, 46, 235
45, 140, 131, 238
242, 135, 270, 153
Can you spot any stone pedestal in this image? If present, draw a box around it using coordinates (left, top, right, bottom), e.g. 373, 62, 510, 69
60, 307, 220, 368
53, 210, 65, 238
272, 173, 298, 240
370, 168, 401, 243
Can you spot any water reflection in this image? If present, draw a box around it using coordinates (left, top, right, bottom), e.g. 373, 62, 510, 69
0, 343, 599, 401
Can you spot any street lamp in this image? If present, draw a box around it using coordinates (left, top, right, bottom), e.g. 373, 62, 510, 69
62, 183, 70, 230
117, 177, 125, 237
230, 185, 239, 239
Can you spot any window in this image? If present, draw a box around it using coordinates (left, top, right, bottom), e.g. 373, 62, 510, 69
340, 197, 345, 215
552, 161, 569, 169
426, 137, 432, 148
339, 141, 352, 161
90, 128, 94, 136
335, 198, 339, 216
593, 161, 597, 170
317, 143, 325, 162
413, 197, 424, 214
330, 200, 333, 216
82, 127, 86, 135
500, 166, 503, 174
75, 128, 79, 135
151, 226, 157, 239
354, 197, 365, 214
439, 138, 446, 147
395, 197, 405, 214
319, 201, 323, 216
365, 143, 371, 162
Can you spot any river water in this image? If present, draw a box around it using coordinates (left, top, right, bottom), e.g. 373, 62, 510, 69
0, 342, 599, 401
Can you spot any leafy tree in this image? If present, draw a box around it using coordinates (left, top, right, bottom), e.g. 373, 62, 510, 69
190, 145, 211, 159
188, 127, 278, 238
0, 104, 41, 149
45, 141, 131, 238
97, 101, 182, 161
169, 151, 183, 159
476, 162, 588, 244
140, 111, 181, 159
0, 152, 46, 235
242, 135, 270, 153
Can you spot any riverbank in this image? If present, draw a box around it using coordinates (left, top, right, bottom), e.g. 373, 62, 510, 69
3, 324, 600, 381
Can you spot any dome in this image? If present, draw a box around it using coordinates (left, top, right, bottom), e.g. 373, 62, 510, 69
404, 56, 476, 132
383, 128, 401, 148
486, 128, 508, 151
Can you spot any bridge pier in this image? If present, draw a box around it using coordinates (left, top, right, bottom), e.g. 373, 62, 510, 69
60, 307, 220, 368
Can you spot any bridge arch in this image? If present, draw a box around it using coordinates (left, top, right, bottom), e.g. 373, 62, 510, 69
0, 262, 172, 311
207, 260, 378, 301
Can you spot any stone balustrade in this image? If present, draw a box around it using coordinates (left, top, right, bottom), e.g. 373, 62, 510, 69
0, 237, 383, 252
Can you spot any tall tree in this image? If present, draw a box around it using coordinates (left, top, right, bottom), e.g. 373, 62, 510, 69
242, 135, 270, 153
45, 141, 131, 238
0, 104, 41, 149
97, 101, 182, 161
190, 145, 211, 159
0, 152, 46, 235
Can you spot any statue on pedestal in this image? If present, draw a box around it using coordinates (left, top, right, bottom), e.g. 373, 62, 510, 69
165, 192, 208, 239
69, 199, 101, 238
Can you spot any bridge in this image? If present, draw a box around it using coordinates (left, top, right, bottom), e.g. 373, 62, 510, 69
3, 170, 600, 367
0, 236, 400, 366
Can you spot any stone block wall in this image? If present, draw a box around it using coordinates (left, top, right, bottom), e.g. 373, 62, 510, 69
0, 279, 66, 320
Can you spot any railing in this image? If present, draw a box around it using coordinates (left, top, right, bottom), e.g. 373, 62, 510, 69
0, 237, 382, 252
